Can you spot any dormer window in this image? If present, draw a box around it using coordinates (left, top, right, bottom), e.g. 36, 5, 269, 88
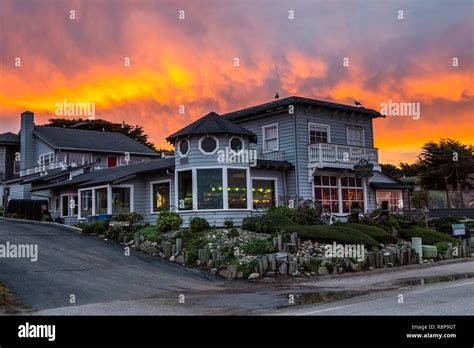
177, 139, 190, 157
199, 136, 219, 155
229, 136, 244, 152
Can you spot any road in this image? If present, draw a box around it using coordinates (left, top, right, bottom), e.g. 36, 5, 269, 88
1, 219, 473, 315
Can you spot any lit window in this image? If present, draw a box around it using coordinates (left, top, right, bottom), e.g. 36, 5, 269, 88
314, 175, 339, 213
197, 169, 223, 209
228, 169, 247, 209
152, 182, 170, 212
341, 177, 364, 212
252, 179, 276, 209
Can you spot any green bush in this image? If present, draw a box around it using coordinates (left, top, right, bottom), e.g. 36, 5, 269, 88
242, 237, 276, 255
242, 216, 261, 231
112, 212, 143, 224
189, 217, 210, 232
78, 221, 108, 235
228, 228, 239, 238
430, 216, 462, 234
286, 224, 380, 248
268, 201, 322, 225
243, 259, 259, 277
139, 226, 162, 243
434, 241, 449, 255
157, 211, 182, 232
399, 227, 458, 245
345, 223, 398, 244
223, 218, 234, 229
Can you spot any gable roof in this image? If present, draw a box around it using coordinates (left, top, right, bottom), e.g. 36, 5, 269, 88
0, 132, 20, 145
33, 126, 159, 156
223, 96, 383, 121
166, 112, 258, 144
31, 158, 175, 191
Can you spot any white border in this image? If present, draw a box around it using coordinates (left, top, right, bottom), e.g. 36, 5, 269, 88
177, 139, 190, 157
308, 122, 331, 143
262, 123, 279, 150
251, 176, 279, 210
228, 136, 245, 152
198, 135, 219, 155
346, 125, 365, 147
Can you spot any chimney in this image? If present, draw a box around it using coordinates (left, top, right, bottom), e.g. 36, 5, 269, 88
20, 111, 35, 171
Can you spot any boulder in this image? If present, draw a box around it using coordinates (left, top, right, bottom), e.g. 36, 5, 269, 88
318, 266, 329, 275
248, 273, 260, 280
175, 255, 185, 264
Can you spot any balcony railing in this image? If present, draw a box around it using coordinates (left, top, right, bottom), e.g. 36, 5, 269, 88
20, 162, 68, 177
308, 143, 378, 166
256, 149, 284, 161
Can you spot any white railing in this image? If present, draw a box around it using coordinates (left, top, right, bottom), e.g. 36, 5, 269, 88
256, 149, 284, 161
308, 143, 378, 165
20, 162, 67, 177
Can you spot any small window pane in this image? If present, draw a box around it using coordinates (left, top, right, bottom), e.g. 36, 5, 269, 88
81, 190, 92, 217
112, 187, 131, 214
95, 188, 108, 215
179, 140, 189, 155
201, 137, 217, 153
265, 126, 277, 139
230, 138, 243, 152
178, 171, 193, 210
61, 196, 69, 217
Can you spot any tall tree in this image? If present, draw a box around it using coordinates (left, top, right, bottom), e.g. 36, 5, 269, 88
380, 163, 403, 178
46, 118, 170, 153
417, 138, 474, 190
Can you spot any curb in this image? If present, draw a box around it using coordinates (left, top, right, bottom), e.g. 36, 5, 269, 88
0, 217, 83, 234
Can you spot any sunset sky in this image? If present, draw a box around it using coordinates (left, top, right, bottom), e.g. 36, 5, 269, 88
0, 0, 472, 164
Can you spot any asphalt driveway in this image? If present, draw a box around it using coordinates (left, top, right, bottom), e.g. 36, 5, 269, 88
0, 219, 220, 311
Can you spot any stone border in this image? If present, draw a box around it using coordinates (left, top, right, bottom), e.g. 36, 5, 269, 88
0, 217, 82, 234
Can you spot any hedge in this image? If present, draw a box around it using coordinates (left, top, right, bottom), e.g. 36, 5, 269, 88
345, 223, 398, 244
399, 227, 458, 245
284, 224, 380, 248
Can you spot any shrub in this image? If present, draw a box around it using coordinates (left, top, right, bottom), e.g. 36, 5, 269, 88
269, 201, 322, 225
242, 237, 276, 255
254, 213, 295, 233
345, 223, 398, 244
139, 226, 162, 243
157, 211, 182, 232
78, 221, 108, 235
434, 241, 449, 255
243, 258, 259, 277
189, 217, 210, 232
286, 224, 380, 248
112, 212, 143, 224
223, 218, 234, 229
430, 216, 462, 234
399, 227, 458, 245
242, 216, 261, 232
228, 228, 239, 238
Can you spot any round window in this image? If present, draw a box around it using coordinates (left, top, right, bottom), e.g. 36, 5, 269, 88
178, 139, 189, 156
229, 137, 243, 152
200, 136, 218, 154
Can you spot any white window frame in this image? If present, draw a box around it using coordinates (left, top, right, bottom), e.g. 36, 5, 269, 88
175, 166, 252, 212
53, 197, 60, 213
346, 125, 365, 147
251, 176, 279, 210
177, 139, 190, 157
78, 184, 134, 219
198, 135, 219, 155
308, 122, 331, 144
150, 180, 172, 214
38, 152, 54, 166
228, 136, 245, 153
262, 123, 279, 150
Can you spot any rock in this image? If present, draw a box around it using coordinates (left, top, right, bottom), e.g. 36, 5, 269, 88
310, 272, 316, 276
292, 271, 301, 277
218, 264, 226, 271
304, 272, 311, 277
158, 252, 165, 259
146, 246, 158, 254
429, 258, 434, 262
236, 271, 244, 279
151, 242, 158, 247
368, 266, 374, 270
264, 271, 276, 277
206, 259, 214, 270
98, 234, 105, 239
318, 266, 329, 275
387, 262, 394, 267
210, 268, 217, 275
248, 273, 260, 280
169, 255, 175, 262
175, 255, 185, 264
218, 269, 234, 280
423, 259, 429, 263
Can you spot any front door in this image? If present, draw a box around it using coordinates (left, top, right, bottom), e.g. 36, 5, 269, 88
107, 156, 118, 167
